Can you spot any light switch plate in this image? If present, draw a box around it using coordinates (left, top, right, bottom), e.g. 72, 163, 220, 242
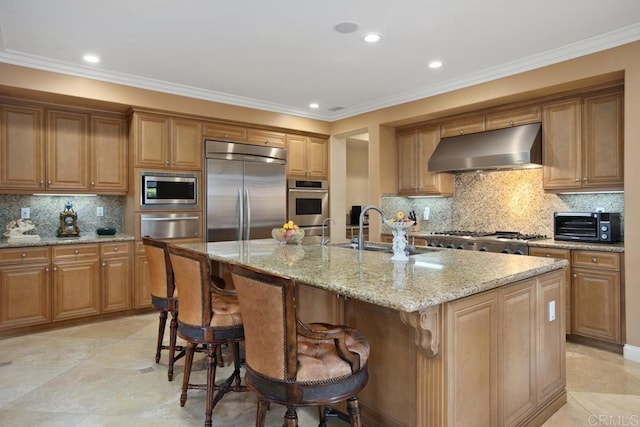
96, 206, 104, 217
21, 208, 30, 219
548, 300, 556, 322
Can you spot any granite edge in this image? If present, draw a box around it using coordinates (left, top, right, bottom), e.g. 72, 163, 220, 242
0, 233, 134, 249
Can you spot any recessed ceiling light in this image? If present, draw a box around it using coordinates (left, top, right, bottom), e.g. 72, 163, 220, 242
309, 103, 319, 109
334, 22, 359, 34
362, 33, 382, 43
428, 60, 443, 69
83, 54, 100, 64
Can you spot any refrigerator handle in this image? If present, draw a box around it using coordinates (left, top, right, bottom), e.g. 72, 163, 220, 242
237, 189, 244, 241
245, 188, 251, 240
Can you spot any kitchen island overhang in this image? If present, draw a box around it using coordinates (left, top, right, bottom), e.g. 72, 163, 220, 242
177, 239, 568, 427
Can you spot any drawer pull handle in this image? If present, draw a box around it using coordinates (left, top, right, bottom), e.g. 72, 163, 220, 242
592, 258, 597, 263
74, 249, 79, 255
572, 273, 577, 278
102, 262, 106, 267
21, 253, 27, 258
545, 254, 550, 257
113, 247, 119, 252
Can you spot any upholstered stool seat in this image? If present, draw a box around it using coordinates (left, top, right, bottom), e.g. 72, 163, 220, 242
230, 264, 370, 427
168, 245, 246, 427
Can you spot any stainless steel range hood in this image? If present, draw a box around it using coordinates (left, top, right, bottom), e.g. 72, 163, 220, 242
428, 122, 542, 173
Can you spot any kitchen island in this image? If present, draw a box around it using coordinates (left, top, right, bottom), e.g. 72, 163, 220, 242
177, 239, 569, 427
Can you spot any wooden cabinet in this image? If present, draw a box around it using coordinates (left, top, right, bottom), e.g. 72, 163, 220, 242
1, 100, 128, 194
286, 134, 328, 179
446, 270, 565, 427
439, 112, 485, 137
572, 250, 622, 344
134, 241, 152, 309
100, 242, 132, 313
529, 247, 572, 333
132, 112, 202, 170
543, 88, 623, 191
485, 103, 541, 130
91, 115, 128, 193
0, 247, 51, 330
0, 103, 45, 190
397, 126, 453, 196
247, 128, 286, 148
51, 244, 101, 321
202, 122, 247, 141
296, 283, 344, 325
46, 109, 90, 192
581, 90, 624, 189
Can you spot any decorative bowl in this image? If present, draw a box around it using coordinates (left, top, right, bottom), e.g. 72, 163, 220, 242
384, 220, 415, 229
272, 227, 305, 244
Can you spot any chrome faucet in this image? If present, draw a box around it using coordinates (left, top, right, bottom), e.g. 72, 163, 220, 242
321, 218, 336, 245
358, 205, 385, 250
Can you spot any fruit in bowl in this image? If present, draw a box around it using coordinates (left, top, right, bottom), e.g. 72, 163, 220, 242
272, 220, 305, 244
385, 210, 415, 224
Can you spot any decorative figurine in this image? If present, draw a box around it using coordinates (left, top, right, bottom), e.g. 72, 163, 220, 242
57, 201, 80, 237
4, 219, 41, 243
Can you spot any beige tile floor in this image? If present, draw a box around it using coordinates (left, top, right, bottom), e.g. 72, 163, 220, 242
0, 313, 639, 426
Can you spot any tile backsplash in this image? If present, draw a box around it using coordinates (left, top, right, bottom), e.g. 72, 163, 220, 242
383, 169, 624, 238
0, 195, 125, 238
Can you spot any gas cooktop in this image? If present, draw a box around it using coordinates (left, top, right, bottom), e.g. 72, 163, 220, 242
425, 231, 548, 255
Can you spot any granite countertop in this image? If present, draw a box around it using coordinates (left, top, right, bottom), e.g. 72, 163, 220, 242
0, 233, 134, 249
527, 238, 624, 253
177, 239, 567, 313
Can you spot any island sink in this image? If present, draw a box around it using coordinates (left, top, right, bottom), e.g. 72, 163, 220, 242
333, 241, 438, 256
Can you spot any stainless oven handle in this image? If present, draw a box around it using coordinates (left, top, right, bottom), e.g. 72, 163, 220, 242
238, 189, 244, 241
245, 188, 251, 240
288, 188, 328, 193
141, 216, 199, 221
554, 212, 592, 217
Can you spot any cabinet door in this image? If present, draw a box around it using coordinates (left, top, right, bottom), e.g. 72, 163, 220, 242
418, 126, 453, 195
537, 271, 565, 404
307, 137, 328, 179
101, 256, 132, 312
91, 115, 128, 193
528, 247, 572, 334
133, 113, 169, 168
52, 259, 100, 321
582, 90, 623, 189
446, 291, 498, 427
498, 279, 536, 426
247, 128, 286, 148
285, 134, 308, 177
542, 98, 581, 190
296, 283, 344, 325
46, 110, 90, 191
440, 113, 485, 137
202, 122, 247, 141
397, 129, 418, 194
0, 262, 51, 329
485, 104, 541, 130
0, 104, 45, 190
170, 118, 202, 170
572, 267, 621, 343
134, 252, 152, 308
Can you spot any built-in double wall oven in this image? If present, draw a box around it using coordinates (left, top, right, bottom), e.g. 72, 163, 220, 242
287, 179, 329, 236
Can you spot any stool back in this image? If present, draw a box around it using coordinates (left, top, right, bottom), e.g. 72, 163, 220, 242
167, 246, 212, 328
142, 236, 174, 300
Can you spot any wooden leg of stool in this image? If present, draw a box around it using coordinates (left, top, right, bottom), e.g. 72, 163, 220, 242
167, 310, 178, 381
283, 406, 298, 427
205, 343, 218, 427
155, 310, 168, 363
180, 341, 196, 407
256, 399, 269, 427
347, 396, 362, 427
318, 405, 327, 427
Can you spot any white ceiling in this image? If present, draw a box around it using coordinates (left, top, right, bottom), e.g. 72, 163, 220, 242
0, 0, 639, 121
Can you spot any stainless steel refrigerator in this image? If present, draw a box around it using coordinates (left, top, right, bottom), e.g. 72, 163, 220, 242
205, 140, 287, 242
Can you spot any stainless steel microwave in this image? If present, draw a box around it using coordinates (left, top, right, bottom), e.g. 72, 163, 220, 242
141, 172, 197, 207
554, 212, 621, 243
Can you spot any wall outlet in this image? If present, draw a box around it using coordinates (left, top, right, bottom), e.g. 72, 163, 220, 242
96, 206, 104, 217
548, 300, 556, 322
423, 207, 430, 221
21, 207, 30, 219
596, 207, 604, 213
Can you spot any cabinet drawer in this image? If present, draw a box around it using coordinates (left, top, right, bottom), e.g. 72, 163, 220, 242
52, 244, 100, 260
528, 247, 570, 261
101, 242, 132, 258
572, 250, 620, 271
202, 123, 247, 141
0, 246, 50, 265
485, 104, 541, 130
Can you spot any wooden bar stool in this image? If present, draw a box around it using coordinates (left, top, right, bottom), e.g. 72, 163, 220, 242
142, 236, 185, 381
230, 264, 370, 427
168, 245, 245, 427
